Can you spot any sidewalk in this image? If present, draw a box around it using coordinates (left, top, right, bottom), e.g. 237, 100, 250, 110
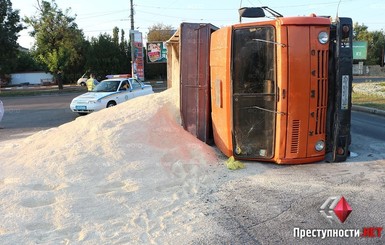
0, 84, 79, 92
352, 105, 385, 117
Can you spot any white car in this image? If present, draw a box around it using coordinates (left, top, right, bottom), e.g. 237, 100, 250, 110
70, 76, 153, 114
76, 72, 88, 86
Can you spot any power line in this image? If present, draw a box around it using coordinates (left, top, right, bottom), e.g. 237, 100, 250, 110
76, 9, 129, 20
135, 9, 234, 22
135, 4, 234, 11
136, 0, 361, 11
268, 0, 362, 8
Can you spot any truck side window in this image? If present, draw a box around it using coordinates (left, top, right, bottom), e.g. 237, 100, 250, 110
233, 26, 275, 94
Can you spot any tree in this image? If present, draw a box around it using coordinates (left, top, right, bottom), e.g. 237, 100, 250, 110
368, 31, 385, 66
120, 29, 129, 53
353, 22, 369, 40
0, 0, 24, 75
147, 23, 175, 42
24, 0, 86, 89
354, 23, 385, 65
14, 51, 44, 72
112, 26, 119, 46
85, 28, 130, 78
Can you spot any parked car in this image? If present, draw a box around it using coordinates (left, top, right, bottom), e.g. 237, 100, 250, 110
70, 75, 153, 114
76, 72, 88, 86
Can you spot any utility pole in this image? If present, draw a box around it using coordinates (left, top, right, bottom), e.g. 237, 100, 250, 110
130, 0, 135, 78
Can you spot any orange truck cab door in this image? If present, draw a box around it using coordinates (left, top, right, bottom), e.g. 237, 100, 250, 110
231, 26, 277, 159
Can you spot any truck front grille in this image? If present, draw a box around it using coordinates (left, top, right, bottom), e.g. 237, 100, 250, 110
315, 50, 328, 135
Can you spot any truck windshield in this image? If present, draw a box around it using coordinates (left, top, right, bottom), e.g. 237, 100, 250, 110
232, 26, 276, 159
93, 80, 120, 92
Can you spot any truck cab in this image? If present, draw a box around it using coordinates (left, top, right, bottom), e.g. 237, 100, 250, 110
167, 7, 353, 164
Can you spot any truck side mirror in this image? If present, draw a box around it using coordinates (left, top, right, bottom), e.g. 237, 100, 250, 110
239, 6, 283, 23
239, 7, 265, 22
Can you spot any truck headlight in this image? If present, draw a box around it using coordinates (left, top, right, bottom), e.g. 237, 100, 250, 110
318, 32, 329, 44
315, 140, 325, 152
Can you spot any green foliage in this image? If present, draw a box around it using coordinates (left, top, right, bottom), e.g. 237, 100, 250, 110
144, 61, 166, 80
14, 51, 45, 72
112, 27, 119, 45
24, 0, 85, 88
147, 23, 175, 42
352, 92, 385, 110
1, 0, 136, 83
0, 0, 24, 74
354, 23, 385, 65
85, 29, 131, 78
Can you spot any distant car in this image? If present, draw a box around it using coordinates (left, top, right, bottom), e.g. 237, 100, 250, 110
70, 76, 153, 114
76, 72, 88, 86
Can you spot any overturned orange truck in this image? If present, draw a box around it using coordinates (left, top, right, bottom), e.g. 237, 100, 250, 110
167, 7, 353, 164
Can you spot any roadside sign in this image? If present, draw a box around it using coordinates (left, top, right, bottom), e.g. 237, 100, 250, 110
353, 41, 367, 60
132, 31, 144, 80
146, 42, 167, 63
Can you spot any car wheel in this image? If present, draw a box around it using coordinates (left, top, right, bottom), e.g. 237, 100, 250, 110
107, 101, 116, 108
80, 82, 86, 87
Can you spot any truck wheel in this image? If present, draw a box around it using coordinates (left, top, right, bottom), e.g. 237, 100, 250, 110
107, 101, 116, 108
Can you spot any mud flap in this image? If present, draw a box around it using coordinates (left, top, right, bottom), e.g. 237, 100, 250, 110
325, 17, 353, 162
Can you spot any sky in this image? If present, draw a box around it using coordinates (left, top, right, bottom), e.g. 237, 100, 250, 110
11, 0, 385, 49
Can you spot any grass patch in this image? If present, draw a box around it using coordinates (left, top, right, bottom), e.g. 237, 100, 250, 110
379, 82, 385, 92
352, 92, 385, 110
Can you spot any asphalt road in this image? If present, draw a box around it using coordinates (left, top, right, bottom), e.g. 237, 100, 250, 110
353, 77, 385, 83
352, 111, 385, 141
0, 93, 82, 141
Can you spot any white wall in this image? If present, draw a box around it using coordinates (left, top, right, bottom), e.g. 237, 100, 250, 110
10, 72, 54, 85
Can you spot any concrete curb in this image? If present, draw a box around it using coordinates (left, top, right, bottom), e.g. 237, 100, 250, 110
352, 105, 385, 117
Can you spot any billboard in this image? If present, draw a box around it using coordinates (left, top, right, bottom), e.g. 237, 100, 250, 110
146, 42, 167, 63
133, 30, 144, 80
353, 41, 368, 60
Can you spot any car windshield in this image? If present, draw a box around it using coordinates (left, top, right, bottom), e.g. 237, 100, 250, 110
93, 80, 120, 92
